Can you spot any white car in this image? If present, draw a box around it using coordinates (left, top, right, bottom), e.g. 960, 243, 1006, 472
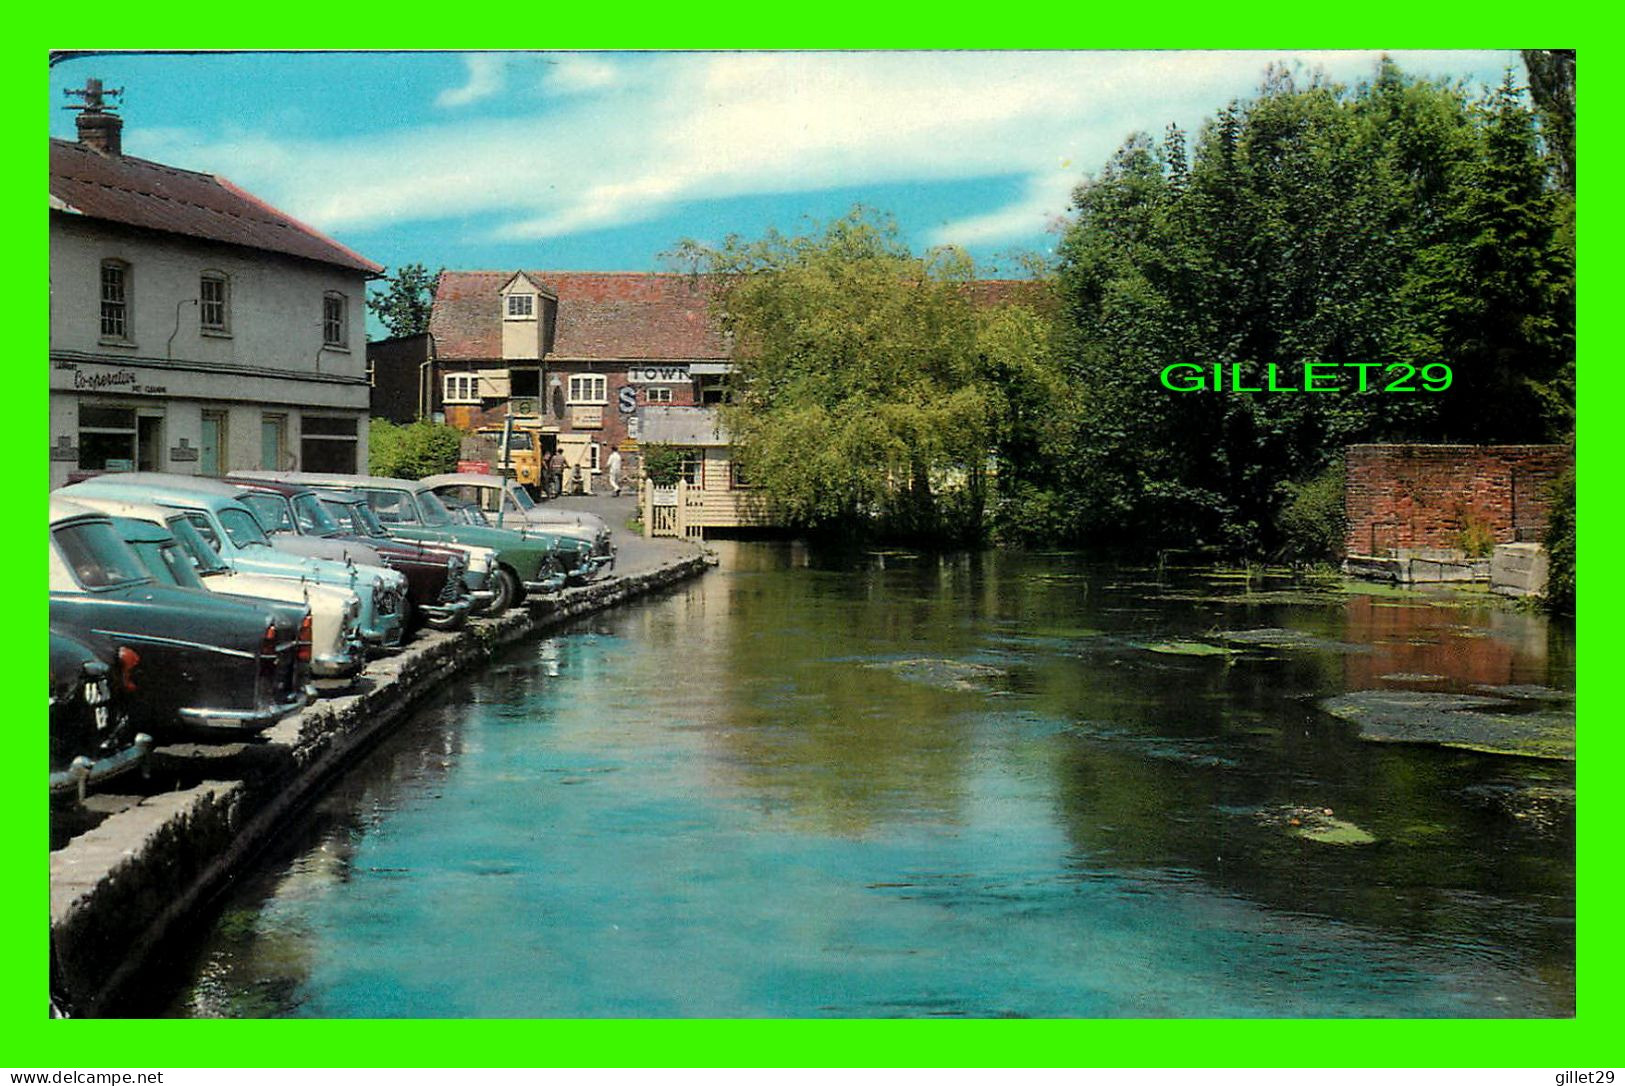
60, 494, 367, 682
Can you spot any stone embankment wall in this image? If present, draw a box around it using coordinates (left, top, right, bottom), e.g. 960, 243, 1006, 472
50, 553, 711, 1017
1344, 444, 1571, 558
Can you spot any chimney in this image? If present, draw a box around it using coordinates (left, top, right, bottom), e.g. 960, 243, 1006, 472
64, 78, 123, 156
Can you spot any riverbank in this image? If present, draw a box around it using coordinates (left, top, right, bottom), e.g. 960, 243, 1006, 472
50, 518, 710, 1017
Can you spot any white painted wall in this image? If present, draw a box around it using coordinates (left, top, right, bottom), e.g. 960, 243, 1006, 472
50, 216, 373, 487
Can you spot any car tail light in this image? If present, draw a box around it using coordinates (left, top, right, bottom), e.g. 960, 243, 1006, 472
258, 621, 279, 690
116, 646, 140, 693
297, 613, 313, 665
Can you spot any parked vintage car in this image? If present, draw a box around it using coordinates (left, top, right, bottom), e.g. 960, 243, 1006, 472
49, 497, 311, 735
59, 477, 408, 652
421, 472, 615, 573
48, 627, 151, 802
314, 490, 500, 615
438, 498, 606, 586
59, 494, 366, 682
226, 477, 473, 631
241, 472, 586, 612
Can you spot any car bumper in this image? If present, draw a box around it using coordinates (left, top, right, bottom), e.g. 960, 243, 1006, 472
176, 688, 309, 733
523, 572, 568, 595
311, 635, 366, 679
421, 596, 473, 630
49, 734, 153, 802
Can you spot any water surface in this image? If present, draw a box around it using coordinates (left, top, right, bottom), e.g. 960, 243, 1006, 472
167, 546, 1574, 1018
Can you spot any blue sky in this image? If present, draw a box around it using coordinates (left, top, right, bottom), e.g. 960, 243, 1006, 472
50, 50, 1525, 290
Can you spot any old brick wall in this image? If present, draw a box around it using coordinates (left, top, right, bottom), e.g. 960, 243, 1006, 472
1345, 444, 1572, 557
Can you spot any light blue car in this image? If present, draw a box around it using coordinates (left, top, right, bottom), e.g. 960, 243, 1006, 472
59, 476, 409, 652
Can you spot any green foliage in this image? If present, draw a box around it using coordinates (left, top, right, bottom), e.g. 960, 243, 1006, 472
368, 418, 463, 480
670, 208, 1066, 545
1050, 60, 1573, 556
640, 444, 685, 487
1543, 467, 1575, 616
1275, 460, 1347, 563
1456, 511, 1497, 558
367, 263, 442, 339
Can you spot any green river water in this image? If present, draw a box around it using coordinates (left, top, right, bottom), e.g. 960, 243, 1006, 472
162, 544, 1575, 1018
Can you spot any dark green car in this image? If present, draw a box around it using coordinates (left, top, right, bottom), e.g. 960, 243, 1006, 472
241, 472, 593, 611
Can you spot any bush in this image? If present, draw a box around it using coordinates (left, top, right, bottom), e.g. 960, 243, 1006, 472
1544, 467, 1575, 616
368, 419, 464, 480
1456, 510, 1497, 558
1275, 460, 1347, 563
641, 443, 684, 486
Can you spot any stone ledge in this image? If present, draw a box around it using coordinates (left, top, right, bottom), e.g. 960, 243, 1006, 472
49, 551, 711, 1017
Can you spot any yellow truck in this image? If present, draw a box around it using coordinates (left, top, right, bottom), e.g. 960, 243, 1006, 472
480, 424, 598, 498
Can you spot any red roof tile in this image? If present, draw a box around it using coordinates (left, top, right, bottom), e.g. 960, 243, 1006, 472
432, 271, 729, 362
49, 139, 383, 276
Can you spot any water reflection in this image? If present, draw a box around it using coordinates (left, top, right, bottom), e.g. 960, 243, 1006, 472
167, 545, 1574, 1018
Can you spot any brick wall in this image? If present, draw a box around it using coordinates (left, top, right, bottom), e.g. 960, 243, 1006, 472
1345, 444, 1572, 557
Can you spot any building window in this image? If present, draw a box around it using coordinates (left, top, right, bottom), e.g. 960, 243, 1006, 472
730, 460, 753, 489
444, 373, 480, 404
78, 404, 137, 471
588, 443, 601, 472
506, 294, 534, 319
645, 386, 673, 404
301, 415, 359, 474
200, 272, 230, 333
680, 451, 702, 486
323, 292, 348, 348
100, 260, 130, 341
567, 374, 607, 404
699, 376, 730, 406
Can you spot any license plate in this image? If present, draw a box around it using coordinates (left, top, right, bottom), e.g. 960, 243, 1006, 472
83, 680, 110, 706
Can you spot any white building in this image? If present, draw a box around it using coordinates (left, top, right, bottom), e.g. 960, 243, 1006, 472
49, 82, 382, 489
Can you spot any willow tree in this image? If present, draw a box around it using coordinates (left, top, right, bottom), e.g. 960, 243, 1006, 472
673, 209, 1040, 542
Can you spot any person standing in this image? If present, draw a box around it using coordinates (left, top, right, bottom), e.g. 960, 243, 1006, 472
547, 448, 566, 499
607, 446, 624, 497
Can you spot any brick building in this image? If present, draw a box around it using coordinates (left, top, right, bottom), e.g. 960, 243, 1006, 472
379, 270, 732, 488
1344, 444, 1572, 558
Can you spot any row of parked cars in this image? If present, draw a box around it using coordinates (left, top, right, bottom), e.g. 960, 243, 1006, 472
49, 470, 616, 803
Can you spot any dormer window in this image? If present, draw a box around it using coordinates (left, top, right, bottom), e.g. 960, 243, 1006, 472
506, 293, 535, 319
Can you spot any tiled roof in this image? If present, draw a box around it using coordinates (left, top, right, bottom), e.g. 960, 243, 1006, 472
431, 271, 729, 362
49, 138, 383, 276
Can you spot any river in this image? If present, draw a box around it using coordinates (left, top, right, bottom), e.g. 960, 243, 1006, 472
162, 544, 1575, 1018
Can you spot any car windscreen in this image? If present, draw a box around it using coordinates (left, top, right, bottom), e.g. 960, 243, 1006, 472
241, 492, 296, 534
359, 488, 419, 525
218, 506, 273, 548
509, 484, 536, 511
53, 520, 152, 589
166, 516, 232, 574
415, 490, 454, 527
293, 492, 344, 536
130, 539, 207, 590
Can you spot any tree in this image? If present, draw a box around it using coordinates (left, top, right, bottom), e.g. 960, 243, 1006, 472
367, 263, 442, 339
368, 418, 463, 479
671, 209, 1059, 543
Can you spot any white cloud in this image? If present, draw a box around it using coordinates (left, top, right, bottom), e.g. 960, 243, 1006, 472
542, 54, 623, 96
171, 50, 1522, 251
437, 55, 506, 108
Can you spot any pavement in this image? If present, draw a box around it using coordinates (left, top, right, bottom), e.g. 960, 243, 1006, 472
546, 489, 703, 576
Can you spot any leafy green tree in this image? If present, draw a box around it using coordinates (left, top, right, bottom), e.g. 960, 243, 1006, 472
367, 263, 442, 339
1052, 59, 1573, 556
672, 209, 1059, 543
368, 418, 463, 479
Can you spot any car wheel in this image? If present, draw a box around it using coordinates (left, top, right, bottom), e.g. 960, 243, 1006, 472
489, 565, 520, 612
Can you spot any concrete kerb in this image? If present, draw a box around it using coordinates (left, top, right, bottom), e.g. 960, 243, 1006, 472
50, 546, 712, 1016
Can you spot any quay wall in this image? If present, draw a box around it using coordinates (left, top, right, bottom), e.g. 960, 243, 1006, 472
50, 551, 712, 1016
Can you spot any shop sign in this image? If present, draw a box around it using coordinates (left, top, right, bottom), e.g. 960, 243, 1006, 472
571, 405, 603, 429
627, 365, 690, 384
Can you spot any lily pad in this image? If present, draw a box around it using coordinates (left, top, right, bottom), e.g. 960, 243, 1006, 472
863, 657, 1009, 692
1320, 690, 1575, 761
1256, 805, 1377, 846
1130, 640, 1229, 657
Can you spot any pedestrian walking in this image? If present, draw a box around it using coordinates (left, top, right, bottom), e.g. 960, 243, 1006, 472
547, 448, 566, 499
607, 446, 623, 497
